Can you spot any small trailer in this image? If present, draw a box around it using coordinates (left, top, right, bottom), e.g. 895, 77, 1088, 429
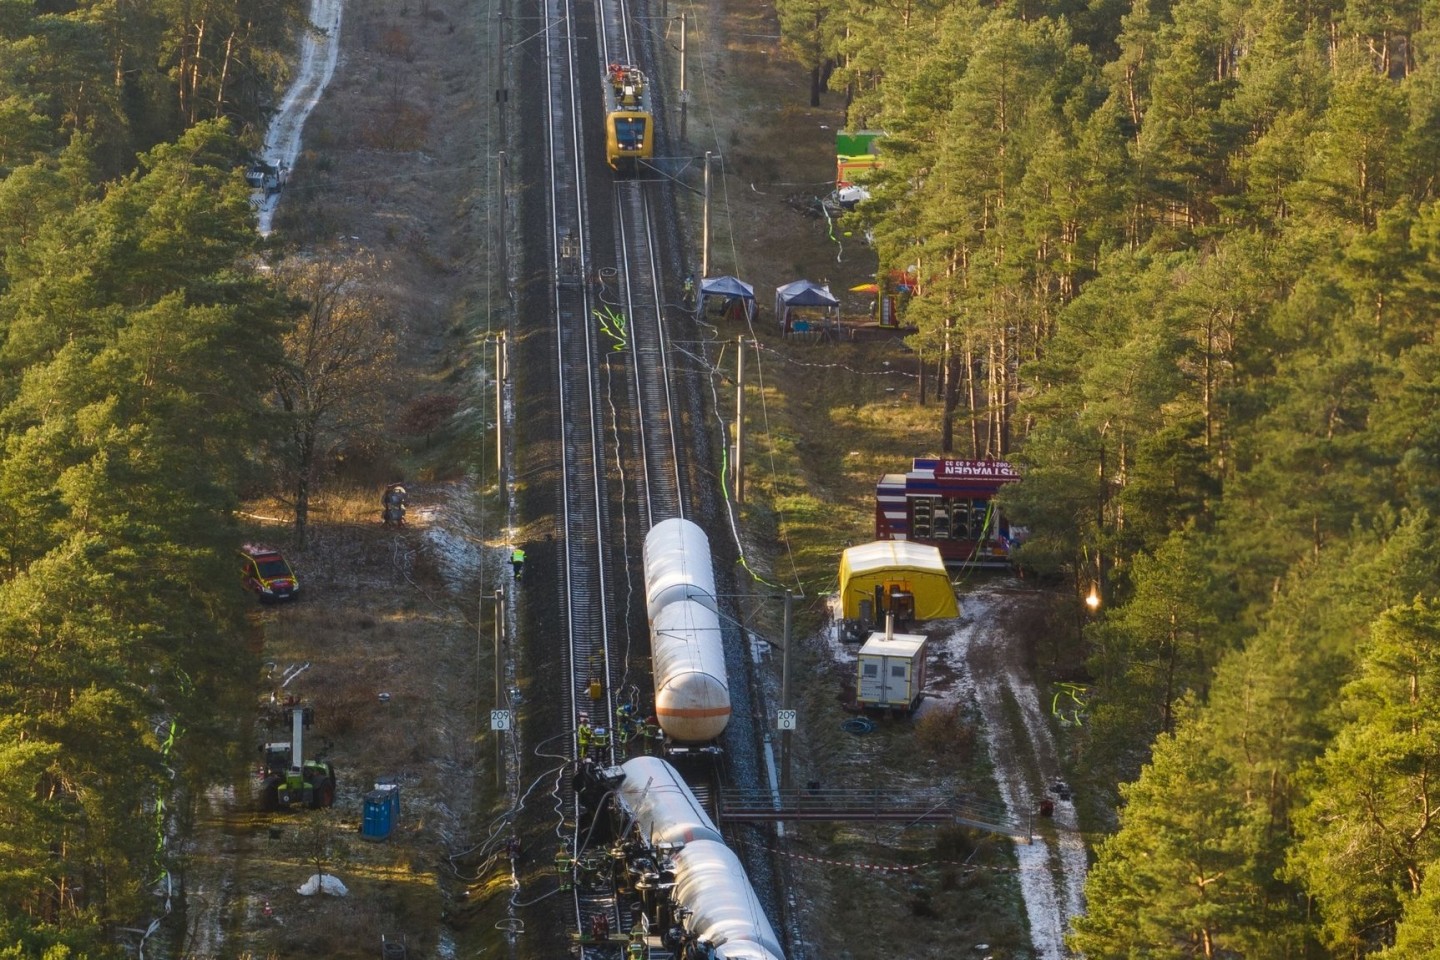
245, 160, 288, 196
855, 627, 928, 714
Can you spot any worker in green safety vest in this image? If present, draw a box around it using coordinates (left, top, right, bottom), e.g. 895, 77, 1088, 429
577, 718, 593, 759
554, 842, 573, 891
511, 548, 526, 580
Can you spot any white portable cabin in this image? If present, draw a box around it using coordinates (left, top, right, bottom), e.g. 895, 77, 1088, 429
855, 628, 928, 712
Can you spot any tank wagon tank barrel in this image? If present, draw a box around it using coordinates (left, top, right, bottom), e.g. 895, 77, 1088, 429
653, 599, 730, 742
642, 519, 730, 745
614, 757, 786, 960
643, 517, 719, 619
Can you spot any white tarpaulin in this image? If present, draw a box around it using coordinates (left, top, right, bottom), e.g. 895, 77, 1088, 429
297, 873, 349, 896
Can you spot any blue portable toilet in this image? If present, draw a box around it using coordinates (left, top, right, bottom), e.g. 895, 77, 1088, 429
362, 780, 400, 841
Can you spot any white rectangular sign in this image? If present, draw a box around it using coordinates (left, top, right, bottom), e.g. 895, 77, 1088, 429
777, 709, 797, 731
490, 710, 512, 731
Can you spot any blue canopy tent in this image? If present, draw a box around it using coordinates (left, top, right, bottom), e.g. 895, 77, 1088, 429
699, 275, 756, 322
775, 280, 839, 336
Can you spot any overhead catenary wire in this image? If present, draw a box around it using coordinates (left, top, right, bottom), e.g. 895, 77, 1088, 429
669, 0, 836, 601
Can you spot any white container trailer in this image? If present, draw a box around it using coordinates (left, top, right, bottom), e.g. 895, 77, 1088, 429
855, 629, 928, 712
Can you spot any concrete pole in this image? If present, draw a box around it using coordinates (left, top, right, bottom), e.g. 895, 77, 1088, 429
483, 592, 489, 771
495, 335, 505, 500
702, 151, 712, 280
498, 151, 508, 296
496, 12, 508, 146
733, 337, 745, 503
781, 589, 793, 791
679, 14, 688, 143
495, 588, 504, 788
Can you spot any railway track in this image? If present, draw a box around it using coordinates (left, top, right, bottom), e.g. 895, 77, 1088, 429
530, 0, 695, 949
518, 0, 754, 945
615, 180, 686, 524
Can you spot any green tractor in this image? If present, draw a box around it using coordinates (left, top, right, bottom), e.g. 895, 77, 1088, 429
259, 703, 337, 811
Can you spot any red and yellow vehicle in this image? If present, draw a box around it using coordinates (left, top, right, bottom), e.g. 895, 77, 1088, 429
875, 458, 1021, 566
239, 543, 300, 602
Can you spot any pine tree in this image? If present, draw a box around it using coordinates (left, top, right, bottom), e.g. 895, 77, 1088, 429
1069, 711, 1275, 958
1288, 599, 1440, 953
1086, 531, 1232, 776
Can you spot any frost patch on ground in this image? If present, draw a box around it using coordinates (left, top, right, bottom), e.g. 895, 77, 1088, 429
205, 783, 237, 804
416, 481, 488, 592
824, 580, 1087, 958
941, 582, 1086, 958
180, 781, 246, 957
253, 0, 344, 235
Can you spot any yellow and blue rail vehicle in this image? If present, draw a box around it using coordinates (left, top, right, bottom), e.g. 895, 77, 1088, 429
605, 63, 652, 173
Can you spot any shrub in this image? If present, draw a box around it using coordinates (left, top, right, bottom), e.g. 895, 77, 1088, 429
400, 393, 459, 441
914, 703, 975, 762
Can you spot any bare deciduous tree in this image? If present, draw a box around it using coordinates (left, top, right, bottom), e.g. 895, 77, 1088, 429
295, 809, 349, 889
272, 252, 399, 545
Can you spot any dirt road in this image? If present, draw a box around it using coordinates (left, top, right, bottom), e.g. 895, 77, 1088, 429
254, 0, 345, 236
939, 582, 1088, 957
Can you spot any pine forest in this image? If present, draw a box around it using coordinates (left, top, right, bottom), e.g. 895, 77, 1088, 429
771, 0, 1440, 954
6, 0, 1440, 955
0, 1, 306, 955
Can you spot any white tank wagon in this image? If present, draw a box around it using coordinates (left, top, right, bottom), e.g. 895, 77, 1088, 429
652, 598, 731, 742
615, 758, 786, 960
671, 841, 785, 960
615, 755, 723, 844
644, 517, 718, 621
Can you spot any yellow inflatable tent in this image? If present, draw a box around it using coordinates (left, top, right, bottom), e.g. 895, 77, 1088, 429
838, 541, 959, 621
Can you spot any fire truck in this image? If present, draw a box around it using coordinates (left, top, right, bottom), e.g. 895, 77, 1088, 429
874, 458, 1020, 566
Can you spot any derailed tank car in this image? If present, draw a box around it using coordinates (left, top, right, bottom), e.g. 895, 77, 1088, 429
643, 519, 730, 744
644, 517, 718, 620
614, 757, 785, 960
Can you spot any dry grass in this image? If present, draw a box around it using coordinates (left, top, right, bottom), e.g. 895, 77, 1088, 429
740, 341, 938, 609
220, 485, 487, 956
